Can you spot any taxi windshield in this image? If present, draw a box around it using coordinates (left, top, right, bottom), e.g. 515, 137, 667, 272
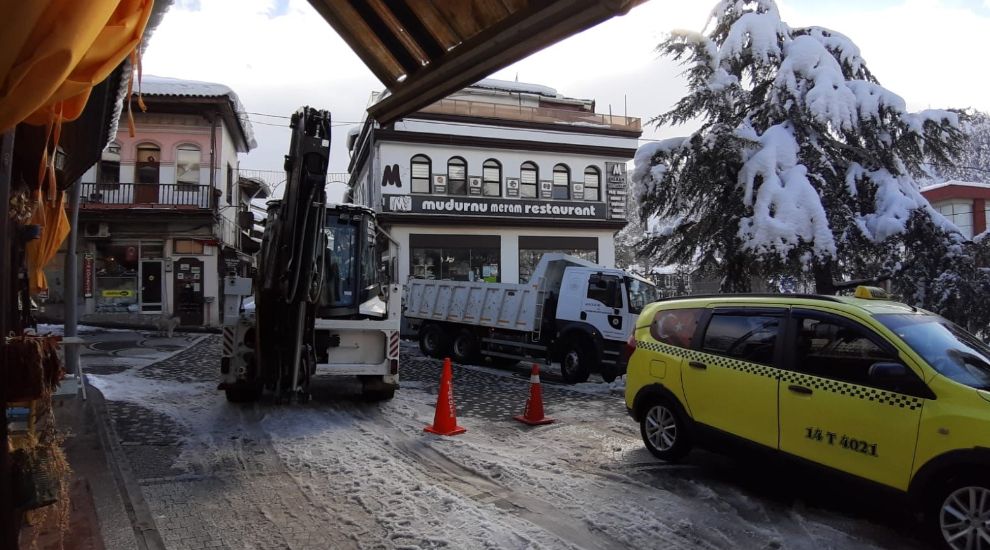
876, 313, 990, 390
625, 277, 661, 314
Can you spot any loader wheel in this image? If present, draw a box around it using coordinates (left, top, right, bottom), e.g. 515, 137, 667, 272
361, 377, 396, 402
225, 382, 262, 403
419, 324, 450, 359
560, 339, 592, 384
452, 329, 480, 364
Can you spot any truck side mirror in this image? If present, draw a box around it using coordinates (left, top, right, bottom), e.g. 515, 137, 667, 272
868, 362, 909, 380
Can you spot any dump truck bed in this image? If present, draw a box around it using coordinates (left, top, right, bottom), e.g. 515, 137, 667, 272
404, 279, 542, 332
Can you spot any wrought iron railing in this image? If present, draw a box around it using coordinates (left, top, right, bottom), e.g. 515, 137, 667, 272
416, 98, 641, 132
235, 168, 350, 198
80, 182, 215, 209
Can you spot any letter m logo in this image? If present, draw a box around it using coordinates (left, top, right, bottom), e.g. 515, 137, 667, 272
381, 164, 402, 187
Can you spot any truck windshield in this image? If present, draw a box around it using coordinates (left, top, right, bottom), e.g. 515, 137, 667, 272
876, 313, 990, 390
625, 277, 661, 314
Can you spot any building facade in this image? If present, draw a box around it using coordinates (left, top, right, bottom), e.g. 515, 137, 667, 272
47, 75, 260, 327
346, 79, 640, 287
921, 180, 990, 240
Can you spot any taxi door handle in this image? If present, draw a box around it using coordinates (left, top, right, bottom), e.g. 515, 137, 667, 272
788, 384, 813, 395
688, 361, 707, 370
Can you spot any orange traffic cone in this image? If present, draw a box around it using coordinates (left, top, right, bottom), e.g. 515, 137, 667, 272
424, 358, 467, 436
514, 363, 555, 426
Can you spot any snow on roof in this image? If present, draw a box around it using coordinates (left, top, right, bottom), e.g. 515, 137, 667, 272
470, 78, 559, 98
136, 75, 257, 151
922, 180, 990, 192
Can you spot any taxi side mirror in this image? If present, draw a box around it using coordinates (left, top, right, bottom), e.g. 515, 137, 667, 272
868, 362, 909, 380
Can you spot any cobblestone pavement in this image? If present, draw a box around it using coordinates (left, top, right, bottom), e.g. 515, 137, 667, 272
83, 331, 924, 550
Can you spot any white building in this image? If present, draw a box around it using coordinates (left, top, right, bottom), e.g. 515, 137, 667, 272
346, 79, 640, 287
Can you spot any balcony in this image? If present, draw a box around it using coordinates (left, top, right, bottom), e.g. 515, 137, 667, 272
80, 182, 216, 210
416, 98, 641, 132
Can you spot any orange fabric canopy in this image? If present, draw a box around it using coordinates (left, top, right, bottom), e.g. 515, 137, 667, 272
0, 0, 153, 133
1, 0, 154, 294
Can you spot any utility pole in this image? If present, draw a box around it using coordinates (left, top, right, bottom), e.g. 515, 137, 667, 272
64, 178, 83, 398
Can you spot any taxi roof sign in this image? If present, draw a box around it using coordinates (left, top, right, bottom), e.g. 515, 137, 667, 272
854, 286, 890, 300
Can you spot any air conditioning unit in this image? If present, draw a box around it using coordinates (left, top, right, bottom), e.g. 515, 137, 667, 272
84, 222, 110, 238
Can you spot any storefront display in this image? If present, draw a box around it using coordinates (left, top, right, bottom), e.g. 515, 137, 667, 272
410, 234, 500, 282
518, 236, 598, 283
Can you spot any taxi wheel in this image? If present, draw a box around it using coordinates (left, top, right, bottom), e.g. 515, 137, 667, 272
930, 475, 990, 550
640, 398, 691, 461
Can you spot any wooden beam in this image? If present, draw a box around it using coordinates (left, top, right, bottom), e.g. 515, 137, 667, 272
369, 0, 644, 124
350, 0, 424, 74
386, 0, 446, 60
307, 0, 405, 86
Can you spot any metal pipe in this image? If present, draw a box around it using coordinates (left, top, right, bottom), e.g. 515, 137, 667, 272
65, 178, 84, 398
0, 128, 18, 550
289, 301, 307, 399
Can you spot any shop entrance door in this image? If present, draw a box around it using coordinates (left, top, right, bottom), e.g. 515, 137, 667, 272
173, 258, 204, 326
140, 260, 163, 312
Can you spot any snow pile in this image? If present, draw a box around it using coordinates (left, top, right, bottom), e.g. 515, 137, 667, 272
470, 78, 559, 98
736, 123, 836, 256
141, 75, 257, 150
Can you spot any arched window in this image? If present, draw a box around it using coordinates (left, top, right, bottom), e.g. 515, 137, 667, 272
448, 157, 467, 195
411, 154, 432, 193
482, 159, 501, 197
176, 144, 201, 185
99, 142, 121, 186
552, 164, 570, 200
136, 143, 161, 184
583, 166, 601, 202
520, 161, 538, 198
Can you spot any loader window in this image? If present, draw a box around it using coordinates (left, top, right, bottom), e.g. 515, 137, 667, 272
324, 217, 357, 308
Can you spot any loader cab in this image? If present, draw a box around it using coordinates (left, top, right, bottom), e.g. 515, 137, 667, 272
320, 204, 380, 318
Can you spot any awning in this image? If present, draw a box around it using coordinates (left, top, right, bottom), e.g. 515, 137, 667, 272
307, 0, 645, 124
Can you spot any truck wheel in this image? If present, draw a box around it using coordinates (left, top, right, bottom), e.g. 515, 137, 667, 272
560, 340, 591, 384
600, 366, 619, 384
640, 396, 691, 461
419, 324, 450, 359
928, 474, 990, 550
452, 329, 479, 364
225, 382, 262, 403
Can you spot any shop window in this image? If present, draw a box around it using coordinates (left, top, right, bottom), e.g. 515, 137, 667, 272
552, 164, 570, 200
520, 161, 538, 198
583, 166, 601, 202
136, 143, 160, 184
176, 144, 201, 185
518, 236, 598, 283
94, 242, 140, 313
410, 234, 500, 282
483, 159, 501, 197
174, 239, 205, 254
98, 142, 121, 187
411, 154, 431, 193
448, 157, 467, 195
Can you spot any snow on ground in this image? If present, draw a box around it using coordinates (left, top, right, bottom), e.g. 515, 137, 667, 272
88, 343, 918, 549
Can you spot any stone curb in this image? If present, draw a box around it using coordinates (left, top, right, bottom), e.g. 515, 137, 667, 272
87, 387, 167, 550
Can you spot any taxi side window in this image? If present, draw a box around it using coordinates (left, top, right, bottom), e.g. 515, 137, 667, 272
651, 308, 704, 349
794, 317, 894, 386
702, 313, 780, 365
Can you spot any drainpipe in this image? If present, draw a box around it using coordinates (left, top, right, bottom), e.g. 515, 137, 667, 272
209, 113, 218, 206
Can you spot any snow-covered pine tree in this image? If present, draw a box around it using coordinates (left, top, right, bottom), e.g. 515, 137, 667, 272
632, 0, 969, 297
926, 111, 990, 183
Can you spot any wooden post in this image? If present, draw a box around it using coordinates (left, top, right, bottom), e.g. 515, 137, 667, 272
1, 128, 19, 550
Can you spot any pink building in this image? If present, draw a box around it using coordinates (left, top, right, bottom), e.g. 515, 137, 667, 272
921, 180, 990, 240
49, 76, 263, 327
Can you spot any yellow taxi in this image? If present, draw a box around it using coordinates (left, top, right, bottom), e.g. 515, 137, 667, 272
624, 288, 990, 550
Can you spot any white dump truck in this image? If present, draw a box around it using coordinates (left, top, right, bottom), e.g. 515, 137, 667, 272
404, 254, 660, 383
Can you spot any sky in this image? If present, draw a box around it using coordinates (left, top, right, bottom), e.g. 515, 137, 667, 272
142, 0, 990, 200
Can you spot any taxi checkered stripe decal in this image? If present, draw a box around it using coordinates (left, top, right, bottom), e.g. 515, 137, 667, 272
635, 340, 923, 411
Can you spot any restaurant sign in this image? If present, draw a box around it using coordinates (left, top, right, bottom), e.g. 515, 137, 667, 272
383, 195, 606, 220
